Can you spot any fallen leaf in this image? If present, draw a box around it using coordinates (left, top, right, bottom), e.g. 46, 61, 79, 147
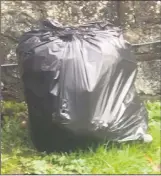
145, 155, 153, 164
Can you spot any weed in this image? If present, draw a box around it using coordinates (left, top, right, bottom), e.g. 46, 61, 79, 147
1, 100, 161, 174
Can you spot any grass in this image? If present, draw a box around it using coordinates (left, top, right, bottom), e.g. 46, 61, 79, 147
1, 100, 161, 174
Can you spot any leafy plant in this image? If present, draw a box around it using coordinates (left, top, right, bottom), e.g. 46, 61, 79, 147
1, 100, 161, 174
145, 101, 161, 122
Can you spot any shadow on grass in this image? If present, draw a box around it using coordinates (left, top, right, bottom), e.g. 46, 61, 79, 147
28, 135, 146, 155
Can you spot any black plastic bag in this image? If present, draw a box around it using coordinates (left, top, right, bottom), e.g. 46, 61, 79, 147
16, 20, 151, 152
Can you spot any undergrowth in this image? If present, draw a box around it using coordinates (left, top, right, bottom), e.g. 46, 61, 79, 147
1, 100, 160, 174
